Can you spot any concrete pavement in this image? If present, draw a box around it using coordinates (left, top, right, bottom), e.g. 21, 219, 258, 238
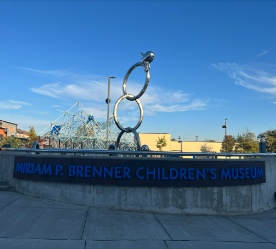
0, 191, 275, 249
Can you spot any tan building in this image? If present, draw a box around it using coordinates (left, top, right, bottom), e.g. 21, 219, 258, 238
0, 120, 17, 138
17, 129, 30, 139
139, 133, 222, 153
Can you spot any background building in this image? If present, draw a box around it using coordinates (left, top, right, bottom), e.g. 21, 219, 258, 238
139, 133, 222, 153
0, 120, 17, 139
17, 129, 30, 139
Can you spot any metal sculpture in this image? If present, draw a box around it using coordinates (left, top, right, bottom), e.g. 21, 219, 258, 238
39, 102, 138, 150
113, 51, 155, 150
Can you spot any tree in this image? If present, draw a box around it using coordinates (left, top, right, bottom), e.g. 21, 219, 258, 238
0, 136, 24, 148
220, 135, 235, 152
205, 139, 216, 142
234, 130, 258, 153
156, 136, 167, 151
258, 129, 276, 152
200, 144, 213, 152
28, 126, 39, 147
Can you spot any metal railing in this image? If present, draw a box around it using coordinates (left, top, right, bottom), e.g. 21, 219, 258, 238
1, 147, 275, 159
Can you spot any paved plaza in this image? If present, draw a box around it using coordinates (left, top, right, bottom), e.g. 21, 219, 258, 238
0, 191, 275, 249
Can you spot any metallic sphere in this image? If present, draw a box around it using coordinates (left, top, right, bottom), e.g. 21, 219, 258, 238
141, 51, 155, 63
141, 144, 149, 151
32, 141, 40, 149
108, 144, 116, 150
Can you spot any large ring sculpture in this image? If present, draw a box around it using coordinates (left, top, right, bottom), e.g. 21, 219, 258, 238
116, 127, 141, 151
122, 62, 150, 101
113, 94, 143, 132
113, 51, 154, 150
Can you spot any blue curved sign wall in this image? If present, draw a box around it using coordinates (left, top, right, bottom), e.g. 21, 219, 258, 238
13, 156, 266, 187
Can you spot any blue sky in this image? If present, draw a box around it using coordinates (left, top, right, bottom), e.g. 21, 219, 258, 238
1, 0, 276, 141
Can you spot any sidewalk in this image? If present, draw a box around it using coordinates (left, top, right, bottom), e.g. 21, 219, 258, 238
0, 191, 275, 249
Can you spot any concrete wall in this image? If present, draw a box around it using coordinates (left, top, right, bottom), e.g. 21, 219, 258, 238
1, 152, 275, 215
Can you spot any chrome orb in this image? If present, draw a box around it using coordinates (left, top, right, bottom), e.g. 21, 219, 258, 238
141, 51, 155, 63
141, 144, 149, 151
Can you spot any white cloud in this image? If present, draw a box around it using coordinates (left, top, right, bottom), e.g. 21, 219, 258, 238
140, 87, 208, 114
27, 67, 209, 118
18, 67, 94, 80
212, 63, 276, 96
144, 98, 208, 113
0, 99, 32, 110
82, 105, 107, 119
31, 83, 64, 99
257, 50, 269, 58
0, 102, 21, 110
8, 100, 32, 106
256, 47, 273, 58
18, 118, 51, 132
0, 112, 51, 133
31, 81, 112, 101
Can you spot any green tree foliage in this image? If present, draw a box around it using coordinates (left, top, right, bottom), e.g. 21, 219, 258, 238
156, 136, 167, 151
220, 135, 235, 152
200, 144, 213, 152
0, 136, 25, 148
205, 139, 216, 142
258, 129, 276, 152
234, 130, 258, 153
28, 126, 39, 148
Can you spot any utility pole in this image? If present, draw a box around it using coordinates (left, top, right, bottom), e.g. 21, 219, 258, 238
222, 118, 227, 137
178, 136, 183, 152
106, 76, 116, 149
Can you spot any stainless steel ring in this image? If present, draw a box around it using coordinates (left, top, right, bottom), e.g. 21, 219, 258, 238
113, 94, 144, 132
122, 62, 150, 101
116, 127, 141, 151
